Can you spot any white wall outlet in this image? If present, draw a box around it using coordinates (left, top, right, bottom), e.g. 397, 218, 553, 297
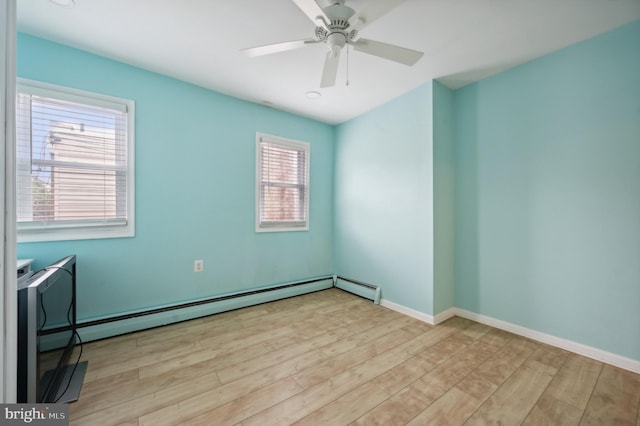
194, 259, 204, 272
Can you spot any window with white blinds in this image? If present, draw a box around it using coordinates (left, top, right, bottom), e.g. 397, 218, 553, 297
16, 79, 135, 242
256, 133, 310, 232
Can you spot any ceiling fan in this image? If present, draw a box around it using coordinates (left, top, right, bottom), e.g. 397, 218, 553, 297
242, 0, 424, 88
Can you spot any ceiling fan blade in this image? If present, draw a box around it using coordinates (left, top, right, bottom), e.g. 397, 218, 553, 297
348, 0, 406, 31
242, 39, 315, 58
291, 0, 330, 28
350, 38, 423, 66
320, 51, 340, 88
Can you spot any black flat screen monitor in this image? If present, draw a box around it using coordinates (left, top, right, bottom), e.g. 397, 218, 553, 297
17, 255, 77, 403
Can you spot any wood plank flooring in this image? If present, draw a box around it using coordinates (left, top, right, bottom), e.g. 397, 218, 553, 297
68, 288, 640, 425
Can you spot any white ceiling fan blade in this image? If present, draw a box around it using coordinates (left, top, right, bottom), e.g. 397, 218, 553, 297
291, 0, 330, 28
348, 0, 406, 31
242, 39, 315, 58
320, 51, 340, 88
350, 38, 423, 66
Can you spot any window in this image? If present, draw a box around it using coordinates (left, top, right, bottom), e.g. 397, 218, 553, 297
256, 133, 309, 232
16, 79, 135, 242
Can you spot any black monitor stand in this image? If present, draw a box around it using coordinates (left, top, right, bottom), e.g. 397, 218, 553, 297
41, 361, 88, 403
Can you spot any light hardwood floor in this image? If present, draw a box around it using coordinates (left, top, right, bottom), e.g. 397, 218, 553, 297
69, 288, 640, 425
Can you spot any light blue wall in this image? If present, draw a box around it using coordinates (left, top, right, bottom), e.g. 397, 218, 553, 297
433, 81, 455, 315
454, 21, 640, 360
334, 83, 434, 315
17, 34, 334, 324
17, 20, 640, 363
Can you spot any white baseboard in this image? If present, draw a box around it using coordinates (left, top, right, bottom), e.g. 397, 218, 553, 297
379, 301, 456, 326
380, 298, 435, 325
378, 299, 640, 374
453, 308, 640, 374
433, 307, 457, 325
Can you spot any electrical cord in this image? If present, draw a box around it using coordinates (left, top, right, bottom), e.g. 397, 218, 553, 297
53, 329, 83, 403
54, 266, 82, 403
32, 264, 82, 403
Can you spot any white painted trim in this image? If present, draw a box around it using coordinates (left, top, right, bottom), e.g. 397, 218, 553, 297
255, 132, 310, 233
378, 297, 640, 374
433, 307, 457, 325
15, 79, 136, 243
1, 0, 18, 403
454, 308, 640, 374
380, 298, 435, 325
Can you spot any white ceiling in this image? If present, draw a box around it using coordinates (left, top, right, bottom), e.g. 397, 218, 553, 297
17, 0, 640, 124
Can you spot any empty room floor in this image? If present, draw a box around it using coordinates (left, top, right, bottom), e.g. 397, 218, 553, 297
68, 288, 640, 425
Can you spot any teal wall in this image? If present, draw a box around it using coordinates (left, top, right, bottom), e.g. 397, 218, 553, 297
17, 34, 334, 324
454, 21, 640, 360
334, 83, 435, 315
333, 81, 455, 318
16, 20, 640, 363
433, 81, 455, 315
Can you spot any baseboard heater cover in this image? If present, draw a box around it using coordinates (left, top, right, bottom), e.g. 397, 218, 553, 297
77, 276, 333, 342
334, 276, 381, 304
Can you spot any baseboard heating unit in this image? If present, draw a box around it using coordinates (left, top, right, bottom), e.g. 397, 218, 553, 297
334, 276, 381, 304
77, 276, 334, 342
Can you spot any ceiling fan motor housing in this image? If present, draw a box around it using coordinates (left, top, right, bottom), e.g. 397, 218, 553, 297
316, 2, 357, 52
325, 2, 355, 26
241, 0, 425, 88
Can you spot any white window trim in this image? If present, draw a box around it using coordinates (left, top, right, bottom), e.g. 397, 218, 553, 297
16, 78, 135, 243
255, 133, 310, 233
2, 0, 18, 402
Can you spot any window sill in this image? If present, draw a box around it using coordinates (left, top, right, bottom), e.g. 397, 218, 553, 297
255, 225, 309, 233
17, 225, 135, 243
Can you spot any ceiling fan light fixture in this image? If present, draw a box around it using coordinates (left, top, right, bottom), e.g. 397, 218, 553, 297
49, 0, 76, 7
327, 32, 346, 49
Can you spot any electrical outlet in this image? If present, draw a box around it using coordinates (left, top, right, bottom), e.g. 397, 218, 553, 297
194, 259, 204, 272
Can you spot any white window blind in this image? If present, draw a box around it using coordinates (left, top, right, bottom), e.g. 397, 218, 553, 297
16, 80, 135, 242
256, 133, 309, 232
